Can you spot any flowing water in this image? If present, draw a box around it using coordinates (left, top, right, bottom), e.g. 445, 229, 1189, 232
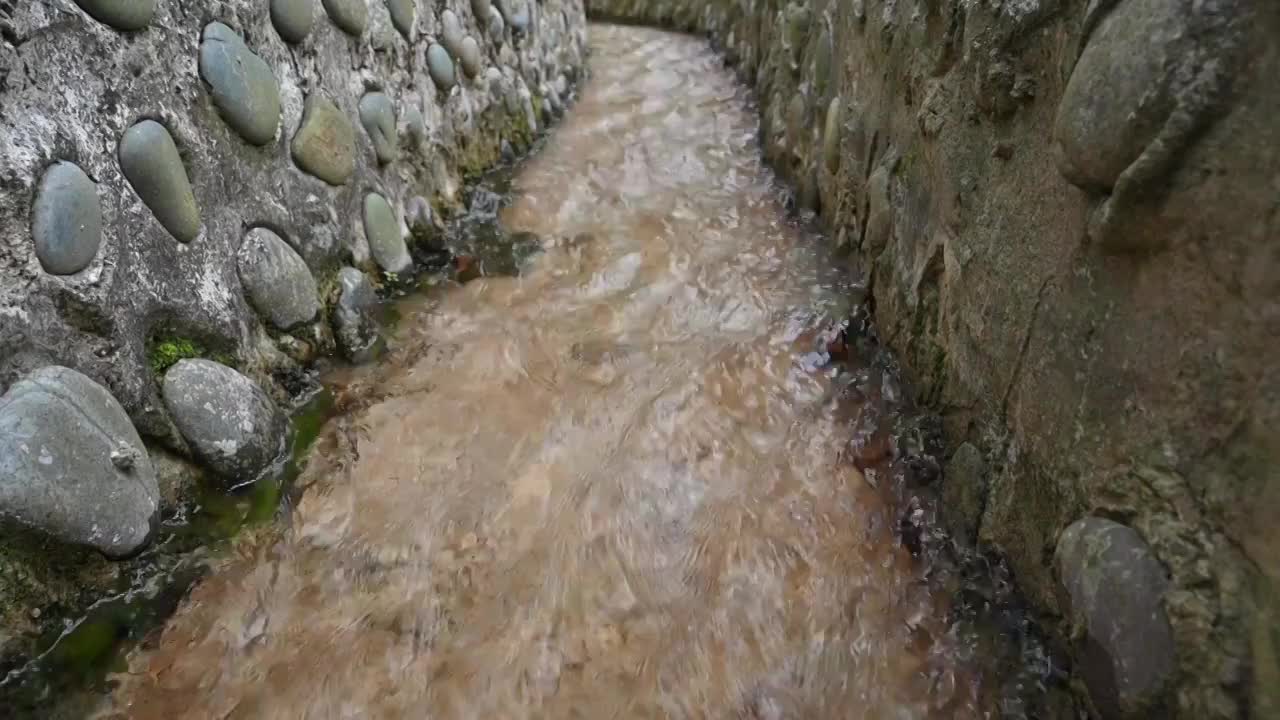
90, 25, 1055, 719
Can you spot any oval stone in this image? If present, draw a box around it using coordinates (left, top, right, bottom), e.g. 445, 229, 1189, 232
118, 120, 200, 243
291, 93, 356, 185
271, 0, 316, 44
162, 359, 287, 483
402, 103, 425, 147
471, 0, 491, 21
486, 5, 504, 40
199, 22, 281, 146
1052, 0, 1184, 191
496, 0, 529, 32
386, 0, 415, 38
426, 43, 457, 91
72, 0, 156, 31
459, 36, 482, 78
236, 228, 321, 330
31, 161, 102, 275
334, 267, 379, 361
358, 92, 399, 165
0, 366, 159, 558
322, 0, 368, 36
363, 193, 412, 274
441, 9, 466, 58
1056, 517, 1176, 718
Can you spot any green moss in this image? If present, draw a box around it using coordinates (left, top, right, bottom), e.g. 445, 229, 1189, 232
148, 336, 236, 376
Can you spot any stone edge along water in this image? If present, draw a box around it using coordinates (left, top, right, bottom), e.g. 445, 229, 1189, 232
0, 0, 586, 669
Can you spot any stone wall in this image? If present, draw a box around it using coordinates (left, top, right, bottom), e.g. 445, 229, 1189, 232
586, 1, 1279, 718
0, 0, 584, 662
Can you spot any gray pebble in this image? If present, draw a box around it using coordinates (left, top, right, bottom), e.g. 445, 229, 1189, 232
0, 366, 158, 558
271, 0, 316, 44
385, 0, 415, 38
459, 36, 482, 78
441, 9, 466, 58
236, 227, 321, 330
402, 103, 425, 147
1056, 517, 1176, 718
322, 0, 368, 36
72, 0, 156, 31
31, 161, 102, 275
486, 5, 505, 40
291, 93, 357, 185
199, 22, 282, 146
162, 359, 287, 483
358, 92, 399, 165
496, 0, 528, 32
334, 266, 380, 361
363, 193, 412, 274
118, 120, 201, 243
471, 0, 491, 21
427, 43, 457, 91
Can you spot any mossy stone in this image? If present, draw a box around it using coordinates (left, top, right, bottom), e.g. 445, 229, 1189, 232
31, 162, 102, 275
459, 36, 482, 78
199, 22, 281, 146
363, 193, 411, 274
118, 120, 200, 243
358, 92, 399, 165
291, 94, 356, 185
270, 0, 316, 43
72, 0, 156, 31
385, 0, 415, 38
322, 0, 368, 36
426, 43, 457, 92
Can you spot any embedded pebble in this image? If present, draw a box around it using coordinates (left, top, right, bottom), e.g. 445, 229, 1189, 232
363, 193, 412, 274
200, 22, 282, 146
459, 36, 483, 78
486, 5, 505, 40
0, 366, 159, 558
822, 95, 841, 172
291, 93, 357, 185
427, 43, 457, 91
386, 0, 415, 38
406, 195, 445, 251
118, 120, 201, 243
402, 103, 425, 147
335, 267, 380, 361
162, 359, 287, 483
72, 0, 156, 31
496, 0, 529, 32
1056, 517, 1176, 718
471, 0, 491, 21
271, 0, 316, 43
322, 0, 368, 36
441, 9, 466, 58
236, 228, 321, 330
358, 92, 399, 164
31, 161, 102, 275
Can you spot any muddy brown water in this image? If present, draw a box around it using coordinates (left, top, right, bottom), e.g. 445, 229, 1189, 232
91, 25, 1054, 719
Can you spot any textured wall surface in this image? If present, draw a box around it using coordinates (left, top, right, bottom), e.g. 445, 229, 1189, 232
587, 1, 1279, 718
0, 0, 584, 663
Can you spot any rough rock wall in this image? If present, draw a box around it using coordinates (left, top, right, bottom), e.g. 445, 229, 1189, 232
0, 0, 583, 660
587, 1, 1279, 718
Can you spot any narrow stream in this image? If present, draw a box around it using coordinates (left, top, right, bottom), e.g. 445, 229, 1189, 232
97, 25, 1052, 719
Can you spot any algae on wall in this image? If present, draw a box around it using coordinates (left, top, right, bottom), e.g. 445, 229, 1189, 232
585, 0, 1280, 717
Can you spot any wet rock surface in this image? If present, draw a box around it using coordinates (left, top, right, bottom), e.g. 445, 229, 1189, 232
0, 366, 158, 558
236, 228, 321, 330
31, 161, 102, 275
1056, 517, 1176, 718
322, 0, 368, 36
71, 0, 156, 31
270, 0, 317, 42
161, 359, 287, 484
358, 92, 399, 164
118, 120, 201, 243
199, 22, 282, 146
333, 266, 380, 360
363, 192, 412, 274
291, 93, 357, 185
